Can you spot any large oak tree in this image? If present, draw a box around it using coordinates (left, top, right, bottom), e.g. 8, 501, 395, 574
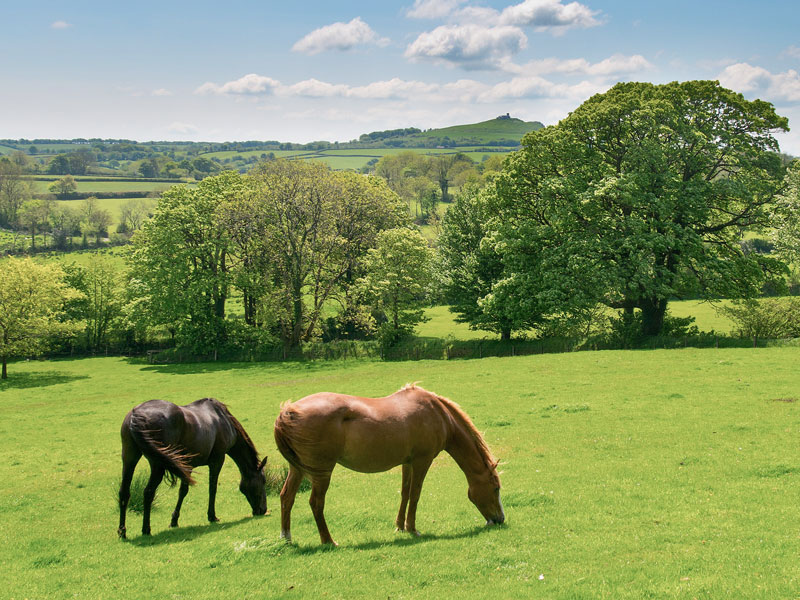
490, 80, 789, 336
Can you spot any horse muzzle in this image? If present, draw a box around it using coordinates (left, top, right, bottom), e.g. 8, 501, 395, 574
486, 514, 505, 526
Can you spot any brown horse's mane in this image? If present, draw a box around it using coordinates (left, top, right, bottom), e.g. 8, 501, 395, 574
206, 398, 261, 467
401, 384, 499, 473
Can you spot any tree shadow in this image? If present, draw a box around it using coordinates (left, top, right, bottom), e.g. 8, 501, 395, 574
0, 370, 89, 391
128, 357, 360, 377
124, 515, 263, 547
288, 524, 504, 554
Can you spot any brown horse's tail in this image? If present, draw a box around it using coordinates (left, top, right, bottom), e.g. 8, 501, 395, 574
274, 402, 319, 476
128, 414, 196, 486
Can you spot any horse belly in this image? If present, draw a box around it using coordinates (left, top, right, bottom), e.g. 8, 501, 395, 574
337, 422, 418, 473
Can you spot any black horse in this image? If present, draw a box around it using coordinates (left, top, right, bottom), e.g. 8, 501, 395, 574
118, 398, 267, 538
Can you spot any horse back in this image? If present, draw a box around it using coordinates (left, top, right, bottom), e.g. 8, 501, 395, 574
124, 398, 234, 466
276, 389, 450, 474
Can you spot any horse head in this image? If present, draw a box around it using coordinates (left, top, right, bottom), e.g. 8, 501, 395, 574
467, 461, 505, 526
240, 456, 268, 516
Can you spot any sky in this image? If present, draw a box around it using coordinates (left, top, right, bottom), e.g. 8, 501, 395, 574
2, 0, 799, 153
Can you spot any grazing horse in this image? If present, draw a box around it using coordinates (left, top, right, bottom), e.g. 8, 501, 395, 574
118, 398, 267, 539
274, 384, 504, 545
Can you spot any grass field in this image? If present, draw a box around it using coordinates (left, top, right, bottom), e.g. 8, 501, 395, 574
200, 147, 517, 172
3, 347, 800, 598
31, 180, 177, 194
53, 197, 154, 228
418, 301, 736, 341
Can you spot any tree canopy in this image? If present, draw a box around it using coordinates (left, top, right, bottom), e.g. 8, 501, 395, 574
487, 80, 789, 337
0, 257, 83, 379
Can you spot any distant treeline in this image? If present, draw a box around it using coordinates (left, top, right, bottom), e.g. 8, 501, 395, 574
359, 127, 422, 142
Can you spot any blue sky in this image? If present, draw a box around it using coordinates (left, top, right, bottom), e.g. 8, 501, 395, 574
2, 0, 799, 152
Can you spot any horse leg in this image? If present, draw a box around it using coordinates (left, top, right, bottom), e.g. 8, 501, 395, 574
309, 473, 336, 546
117, 443, 141, 539
404, 457, 433, 536
395, 464, 412, 531
280, 466, 304, 543
207, 457, 224, 523
142, 464, 165, 536
170, 480, 190, 528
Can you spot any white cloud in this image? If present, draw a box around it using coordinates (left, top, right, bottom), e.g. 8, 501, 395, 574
151, 88, 173, 97
291, 17, 389, 55
452, 0, 601, 35
479, 75, 604, 102
192, 68, 612, 110
718, 63, 800, 103
282, 79, 350, 98
195, 73, 281, 96
510, 53, 652, 77
168, 122, 198, 135
498, 0, 601, 32
781, 45, 800, 60
407, 0, 467, 19
405, 24, 527, 70
50, 21, 72, 29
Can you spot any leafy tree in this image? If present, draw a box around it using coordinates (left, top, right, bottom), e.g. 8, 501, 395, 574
63, 255, 123, 350
359, 228, 434, 336
48, 154, 71, 175
0, 257, 83, 379
18, 199, 51, 250
492, 80, 789, 337
0, 158, 29, 228
232, 161, 406, 347
127, 173, 238, 351
49, 174, 77, 199
438, 184, 523, 340
49, 204, 80, 249
771, 161, 800, 265
138, 158, 159, 178
118, 199, 150, 234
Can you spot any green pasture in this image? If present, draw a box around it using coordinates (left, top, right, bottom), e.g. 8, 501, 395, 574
31, 180, 177, 194
418, 301, 736, 341
201, 147, 516, 172
53, 197, 154, 228
0, 144, 16, 155
3, 347, 800, 598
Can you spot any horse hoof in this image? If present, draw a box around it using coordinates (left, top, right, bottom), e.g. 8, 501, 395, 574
170, 522, 178, 528
117, 528, 127, 539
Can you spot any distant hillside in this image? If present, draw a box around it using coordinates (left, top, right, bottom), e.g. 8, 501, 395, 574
365, 116, 544, 148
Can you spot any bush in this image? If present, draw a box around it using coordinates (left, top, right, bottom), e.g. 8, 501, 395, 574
720, 298, 800, 339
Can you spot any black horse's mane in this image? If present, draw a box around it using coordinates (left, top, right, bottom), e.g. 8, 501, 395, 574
205, 398, 261, 467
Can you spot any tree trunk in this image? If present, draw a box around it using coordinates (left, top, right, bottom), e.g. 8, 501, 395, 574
1, 356, 7, 380
500, 326, 511, 342
640, 298, 668, 337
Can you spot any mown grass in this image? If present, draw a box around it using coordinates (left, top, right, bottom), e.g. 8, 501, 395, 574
3, 348, 800, 598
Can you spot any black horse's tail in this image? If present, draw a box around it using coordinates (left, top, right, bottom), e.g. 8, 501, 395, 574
128, 413, 196, 486
274, 402, 323, 477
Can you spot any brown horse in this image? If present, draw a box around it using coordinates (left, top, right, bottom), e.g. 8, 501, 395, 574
118, 398, 267, 539
273, 384, 504, 545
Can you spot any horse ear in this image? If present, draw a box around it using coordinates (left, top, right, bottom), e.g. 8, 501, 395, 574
258, 456, 268, 471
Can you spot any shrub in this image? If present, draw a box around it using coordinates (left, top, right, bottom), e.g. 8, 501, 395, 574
720, 298, 800, 339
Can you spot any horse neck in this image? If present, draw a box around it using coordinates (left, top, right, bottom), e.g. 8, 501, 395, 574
227, 433, 258, 476
444, 416, 492, 484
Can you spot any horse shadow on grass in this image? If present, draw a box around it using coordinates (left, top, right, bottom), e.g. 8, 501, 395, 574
124, 516, 259, 547
0, 370, 89, 391
288, 524, 504, 555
